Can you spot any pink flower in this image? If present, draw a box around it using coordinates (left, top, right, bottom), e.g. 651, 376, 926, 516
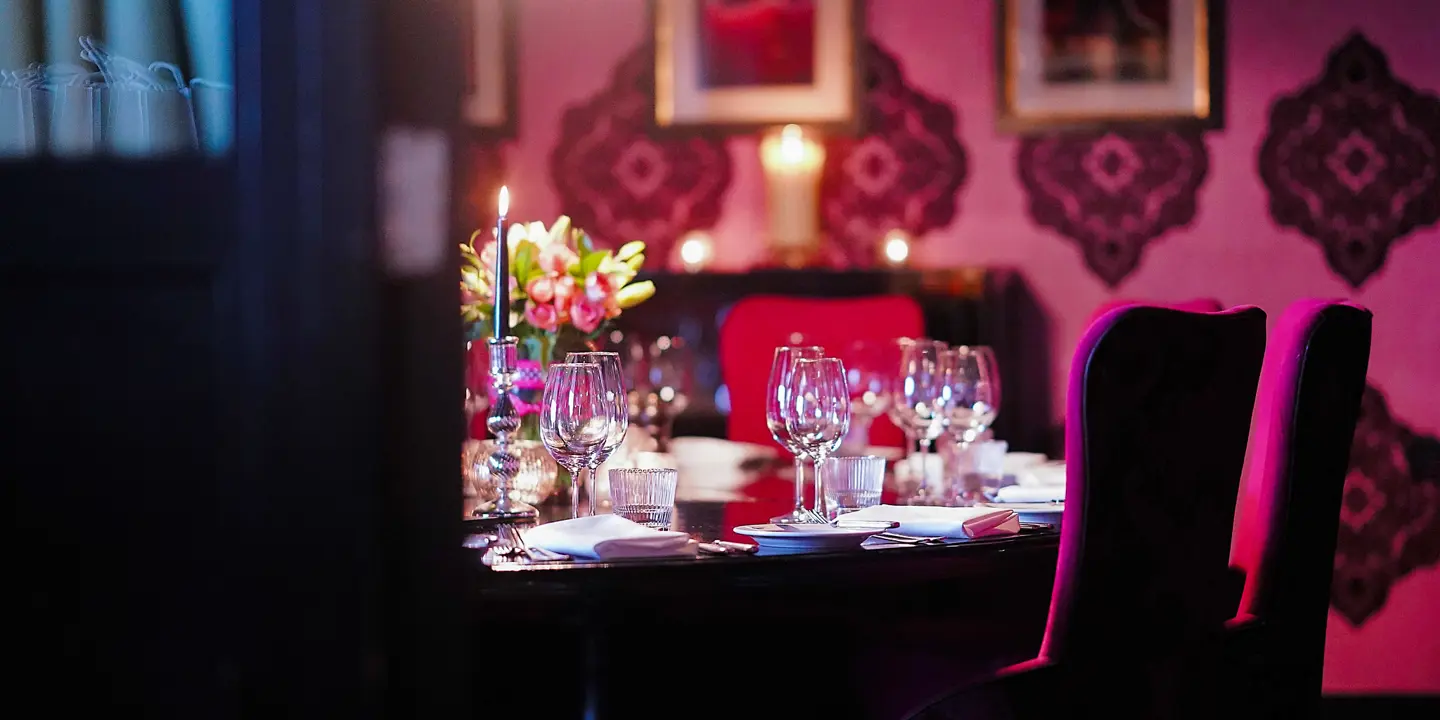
583, 271, 617, 305
524, 301, 559, 332
525, 275, 556, 304
537, 243, 579, 275
552, 275, 577, 314
570, 298, 606, 334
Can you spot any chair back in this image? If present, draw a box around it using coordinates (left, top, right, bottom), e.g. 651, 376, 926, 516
1041, 305, 1267, 710
1229, 300, 1372, 709
718, 294, 924, 448
1088, 298, 1223, 325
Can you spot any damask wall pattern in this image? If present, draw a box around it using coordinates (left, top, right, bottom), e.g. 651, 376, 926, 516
1258, 33, 1440, 288
819, 41, 969, 266
1333, 383, 1440, 626
548, 48, 733, 260
1017, 130, 1210, 287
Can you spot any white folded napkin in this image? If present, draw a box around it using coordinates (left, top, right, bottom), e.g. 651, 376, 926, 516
1016, 462, 1067, 487
841, 504, 1021, 538
995, 484, 1065, 503
523, 515, 695, 560
1002, 452, 1049, 476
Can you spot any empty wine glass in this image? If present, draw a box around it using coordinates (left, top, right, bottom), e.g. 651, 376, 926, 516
943, 346, 1002, 504
539, 363, 615, 518
783, 357, 851, 519
767, 345, 826, 523
944, 346, 1001, 446
891, 339, 952, 504
630, 336, 690, 452
566, 351, 629, 506
840, 340, 895, 451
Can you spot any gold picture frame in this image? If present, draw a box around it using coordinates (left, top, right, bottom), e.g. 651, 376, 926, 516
651, 0, 866, 135
996, 0, 1225, 134
464, 0, 518, 138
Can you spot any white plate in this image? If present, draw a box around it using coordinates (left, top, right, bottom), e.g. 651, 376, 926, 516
732, 523, 887, 551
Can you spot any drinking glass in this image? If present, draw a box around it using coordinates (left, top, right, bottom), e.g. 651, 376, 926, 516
629, 336, 691, 452
608, 468, 679, 530
820, 456, 886, 520
891, 340, 952, 503
766, 345, 826, 523
944, 346, 1001, 446
566, 351, 629, 506
783, 357, 851, 519
943, 346, 1002, 504
840, 340, 895, 450
539, 363, 615, 518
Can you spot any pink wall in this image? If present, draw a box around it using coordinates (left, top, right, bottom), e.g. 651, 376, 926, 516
501, 0, 1440, 691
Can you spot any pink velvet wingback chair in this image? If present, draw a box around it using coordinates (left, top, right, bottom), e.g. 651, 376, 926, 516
718, 294, 924, 450
912, 305, 1267, 720
1227, 300, 1372, 719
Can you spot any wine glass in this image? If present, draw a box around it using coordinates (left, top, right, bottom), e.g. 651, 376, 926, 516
783, 357, 851, 519
630, 336, 691, 452
539, 363, 615, 518
840, 340, 894, 451
767, 345, 826, 523
891, 339, 952, 503
944, 346, 1001, 446
566, 351, 629, 508
943, 346, 1002, 503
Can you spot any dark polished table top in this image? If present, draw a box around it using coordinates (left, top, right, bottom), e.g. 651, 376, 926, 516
463, 472, 1061, 718
463, 472, 1060, 599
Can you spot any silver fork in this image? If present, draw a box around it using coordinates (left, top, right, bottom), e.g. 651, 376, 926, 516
873, 531, 946, 545
505, 524, 571, 562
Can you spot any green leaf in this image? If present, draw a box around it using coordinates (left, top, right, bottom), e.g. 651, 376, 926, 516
577, 231, 596, 255
513, 240, 538, 286
614, 240, 645, 262
579, 250, 609, 276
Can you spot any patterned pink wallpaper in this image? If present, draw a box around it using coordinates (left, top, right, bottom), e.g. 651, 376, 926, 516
475, 0, 1440, 691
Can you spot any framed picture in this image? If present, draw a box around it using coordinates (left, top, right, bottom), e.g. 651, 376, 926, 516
464, 0, 517, 137
651, 0, 865, 134
996, 0, 1224, 133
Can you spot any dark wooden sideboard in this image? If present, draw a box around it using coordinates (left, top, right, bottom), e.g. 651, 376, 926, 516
609, 267, 1054, 453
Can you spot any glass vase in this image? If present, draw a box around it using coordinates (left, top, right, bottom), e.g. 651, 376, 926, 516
466, 439, 560, 506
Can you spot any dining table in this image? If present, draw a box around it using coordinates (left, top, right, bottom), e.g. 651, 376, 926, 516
461, 471, 1061, 719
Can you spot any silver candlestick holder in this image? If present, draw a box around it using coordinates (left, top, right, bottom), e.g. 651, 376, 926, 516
472, 335, 538, 521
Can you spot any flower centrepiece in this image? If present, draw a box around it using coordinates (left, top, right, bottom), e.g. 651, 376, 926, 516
460, 215, 655, 404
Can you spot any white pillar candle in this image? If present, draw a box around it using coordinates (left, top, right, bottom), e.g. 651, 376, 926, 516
759, 124, 824, 267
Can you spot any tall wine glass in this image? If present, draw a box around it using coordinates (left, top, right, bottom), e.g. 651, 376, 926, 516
943, 346, 1002, 503
630, 336, 691, 452
840, 340, 894, 451
539, 363, 614, 518
891, 339, 952, 503
783, 357, 851, 519
944, 346, 1001, 446
566, 351, 629, 510
767, 345, 826, 523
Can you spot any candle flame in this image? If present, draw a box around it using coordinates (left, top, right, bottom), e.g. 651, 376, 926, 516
779, 124, 804, 164
498, 186, 509, 217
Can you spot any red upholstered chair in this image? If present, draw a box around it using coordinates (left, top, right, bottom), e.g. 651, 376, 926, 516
911, 305, 1267, 720
718, 295, 924, 449
1226, 300, 1372, 719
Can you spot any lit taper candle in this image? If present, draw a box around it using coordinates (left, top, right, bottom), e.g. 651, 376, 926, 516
493, 186, 510, 338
